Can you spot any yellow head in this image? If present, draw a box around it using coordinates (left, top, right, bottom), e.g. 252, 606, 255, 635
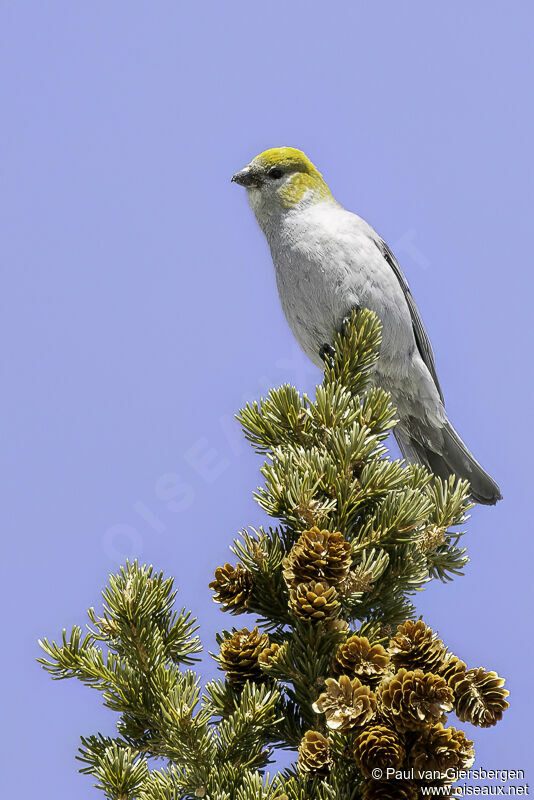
232, 147, 332, 211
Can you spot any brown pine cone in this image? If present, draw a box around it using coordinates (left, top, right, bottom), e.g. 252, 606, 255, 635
439, 654, 467, 690
454, 667, 509, 727
389, 620, 447, 673
361, 779, 420, 800
258, 641, 287, 672
209, 562, 253, 614
290, 580, 340, 621
353, 723, 405, 777
378, 669, 454, 731
218, 627, 269, 687
323, 618, 350, 639
333, 635, 390, 682
409, 723, 475, 775
298, 730, 332, 776
339, 565, 375, 595
283, 527, 351, 588
313, 675, 377, 731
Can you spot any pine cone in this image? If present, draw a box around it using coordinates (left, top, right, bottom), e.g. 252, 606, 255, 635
454, 667, 509, 727
218, 627, 269, 687
339, 565, 375, 595
361, 779, 420, 800
389, 620, 447, 673
258, 641, 287, 671
439, 654, 467, 690
323, 618, 350, 639
353, 723, 405, 777
410, 723, 475, 775
378, 669, 454, 731
313, 675, 377, 731
298, 730, 332, 776
333, 635, 390, 682
290, 580, 340, 621
209, 562, 253, 614
283, 527, 351, 588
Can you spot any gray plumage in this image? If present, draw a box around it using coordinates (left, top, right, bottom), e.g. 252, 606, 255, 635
233, 149, 501, 505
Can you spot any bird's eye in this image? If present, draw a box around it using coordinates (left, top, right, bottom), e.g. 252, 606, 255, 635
268, 167, 284, 180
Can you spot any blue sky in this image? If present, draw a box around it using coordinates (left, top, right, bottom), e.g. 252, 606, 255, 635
2, 2, 532, 795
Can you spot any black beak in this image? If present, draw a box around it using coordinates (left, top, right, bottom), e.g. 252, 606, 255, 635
231, 166, 260, 188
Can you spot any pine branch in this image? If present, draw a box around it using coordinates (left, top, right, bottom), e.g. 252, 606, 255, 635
39, 309, 508, 799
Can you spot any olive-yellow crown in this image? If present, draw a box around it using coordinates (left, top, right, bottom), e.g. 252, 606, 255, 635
232, 147, 332, 207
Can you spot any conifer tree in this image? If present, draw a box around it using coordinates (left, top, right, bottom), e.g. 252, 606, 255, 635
39, 310, 508, 799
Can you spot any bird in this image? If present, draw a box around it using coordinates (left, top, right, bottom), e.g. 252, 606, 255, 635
231, 146, 501, 505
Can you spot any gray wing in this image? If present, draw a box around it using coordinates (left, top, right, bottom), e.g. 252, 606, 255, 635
375, 239, 444, 403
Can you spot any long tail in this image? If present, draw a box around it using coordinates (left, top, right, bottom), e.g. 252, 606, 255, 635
396, 421, 502, 505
